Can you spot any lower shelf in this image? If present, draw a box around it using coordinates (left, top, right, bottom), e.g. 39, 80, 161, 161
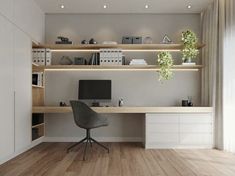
32, 124, 44, 141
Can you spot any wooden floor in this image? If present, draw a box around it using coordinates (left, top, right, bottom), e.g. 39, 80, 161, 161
1, 143, 235, 176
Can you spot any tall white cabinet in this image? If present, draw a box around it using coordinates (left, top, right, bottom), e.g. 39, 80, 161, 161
14, 27, 32, 152
0, 15, 15, 161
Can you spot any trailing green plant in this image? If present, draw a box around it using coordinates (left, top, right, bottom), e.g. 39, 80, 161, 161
157, 51, 174, 81
181, 30, 199, 62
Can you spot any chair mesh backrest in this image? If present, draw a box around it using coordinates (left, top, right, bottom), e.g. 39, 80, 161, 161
70, 101, 96, 127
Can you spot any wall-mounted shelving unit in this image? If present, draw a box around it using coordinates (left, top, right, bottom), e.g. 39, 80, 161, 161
33, 65, 203, 71
32, 63, 45, 141
33, 43, 205, 52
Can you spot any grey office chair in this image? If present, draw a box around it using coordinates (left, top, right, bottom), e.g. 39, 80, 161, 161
68, 100, 109, 160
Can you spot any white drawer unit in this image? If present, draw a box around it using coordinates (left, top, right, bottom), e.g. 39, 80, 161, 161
145, 113, 214, 149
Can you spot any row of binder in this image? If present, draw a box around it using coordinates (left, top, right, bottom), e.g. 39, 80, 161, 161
99, 49, 123, 65
32, 48, 52, 66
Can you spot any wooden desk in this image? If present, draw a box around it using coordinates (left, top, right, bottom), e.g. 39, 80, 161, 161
32, 106, 213, 114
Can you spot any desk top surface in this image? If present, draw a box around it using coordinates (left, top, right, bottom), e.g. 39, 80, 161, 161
32, 106, 213, 114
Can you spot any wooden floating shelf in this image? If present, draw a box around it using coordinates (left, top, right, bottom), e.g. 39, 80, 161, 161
32, 106, 213, 114
32, 123, 44, 128
32, 85, 44, 89
33, 43, 205, 52
32, 65, 203, 71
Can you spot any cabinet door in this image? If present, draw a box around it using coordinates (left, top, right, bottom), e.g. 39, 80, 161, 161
0, 15, 15, 161
14, 27, 32, 152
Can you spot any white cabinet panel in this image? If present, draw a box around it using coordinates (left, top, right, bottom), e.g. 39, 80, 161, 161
180, 114, 212, 123
180, 124, 212, 133
147, 124, 178, 133
0, 15, 15, 160
180, 134, 213, 145
146, 114, 179, 123
0, 0, 14, 20
147, 133, 179, 144
14, 27, 32, 152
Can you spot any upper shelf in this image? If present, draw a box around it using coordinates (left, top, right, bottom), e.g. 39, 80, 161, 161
33, 43, 205, 52
32, 65, 203, 71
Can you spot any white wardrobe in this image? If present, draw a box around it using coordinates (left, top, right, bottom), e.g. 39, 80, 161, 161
0, 0, 44, 164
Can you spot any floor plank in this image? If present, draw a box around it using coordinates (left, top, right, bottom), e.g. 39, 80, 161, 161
1, 143, 235, 176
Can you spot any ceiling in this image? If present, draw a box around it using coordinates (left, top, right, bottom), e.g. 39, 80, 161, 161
34, 0, 213, 14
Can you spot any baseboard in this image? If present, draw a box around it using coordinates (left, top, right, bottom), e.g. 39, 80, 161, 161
145, 144, 214, 149
43, 137, 143, 143
0, 137, 44, 165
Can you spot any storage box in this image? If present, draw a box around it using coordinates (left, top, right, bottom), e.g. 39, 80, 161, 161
122, 37, 133, 44
133, 37, 142, 44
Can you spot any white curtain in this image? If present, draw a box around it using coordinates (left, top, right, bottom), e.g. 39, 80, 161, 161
201, 0, 235, 152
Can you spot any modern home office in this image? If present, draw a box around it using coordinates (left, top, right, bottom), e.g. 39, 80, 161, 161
1, 0, 235, 175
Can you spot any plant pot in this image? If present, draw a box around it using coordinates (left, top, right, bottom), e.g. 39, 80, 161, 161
184, 58, 192, 63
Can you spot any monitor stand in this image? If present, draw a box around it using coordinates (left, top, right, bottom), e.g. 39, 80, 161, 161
92, 101, 100, 107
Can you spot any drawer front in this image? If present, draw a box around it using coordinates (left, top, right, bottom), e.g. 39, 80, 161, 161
180, 133, 213, 145
147, 124, 179, 133
146, 114, 179, 123
180, 124, 213, 133
180, 114, 212, 124
147, 133, 179, 144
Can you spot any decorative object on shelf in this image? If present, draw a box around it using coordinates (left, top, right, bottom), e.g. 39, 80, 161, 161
118, 98, 124, 107
32, 72, 44, 87
89, 38, 97, 44
60, 56, 73, 65
143, 37, 153, 44
74, 57, 87, 65
102, 41, 118, 45
55, 36, 73, 44
157, 51, 174, 81
60, 102, 67, 107
181, 30, 199, 64
187, 96, 193, 106
161, 34, 173, 44
100, 49, 123, 65
81, 40, 89, 44
182, 100, 189, 106
129, 59, 147, 65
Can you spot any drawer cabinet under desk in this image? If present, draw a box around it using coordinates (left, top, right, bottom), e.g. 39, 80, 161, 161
144, 113, 214, 149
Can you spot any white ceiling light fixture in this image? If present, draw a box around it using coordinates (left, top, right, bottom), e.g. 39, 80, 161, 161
103, 4, 108, 9
60, 4, 65, 9
187, 5, 192, 9
145, 4, 149, 9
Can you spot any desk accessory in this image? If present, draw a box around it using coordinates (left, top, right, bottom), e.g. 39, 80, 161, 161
118, 98, 124, 107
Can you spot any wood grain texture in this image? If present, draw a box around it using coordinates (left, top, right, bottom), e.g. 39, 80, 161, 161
1, 143, 235, 176
32, 106, 213, 114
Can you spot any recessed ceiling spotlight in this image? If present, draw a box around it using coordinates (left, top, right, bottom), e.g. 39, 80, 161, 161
187, 5, 192, 9
60, 4, 65, 9
103, 4, 108, 9
145, 4, 149, 9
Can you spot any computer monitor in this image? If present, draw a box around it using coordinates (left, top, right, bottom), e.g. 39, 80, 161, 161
78, 80, 111, 106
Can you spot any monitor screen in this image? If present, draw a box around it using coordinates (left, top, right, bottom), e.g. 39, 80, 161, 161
78, 80, 111, 100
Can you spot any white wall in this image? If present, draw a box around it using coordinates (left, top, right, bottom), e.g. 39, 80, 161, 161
45, 14, 201, 141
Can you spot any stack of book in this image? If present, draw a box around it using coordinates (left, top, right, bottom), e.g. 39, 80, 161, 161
99, 49, 123, 65
129, 59, 147, 65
